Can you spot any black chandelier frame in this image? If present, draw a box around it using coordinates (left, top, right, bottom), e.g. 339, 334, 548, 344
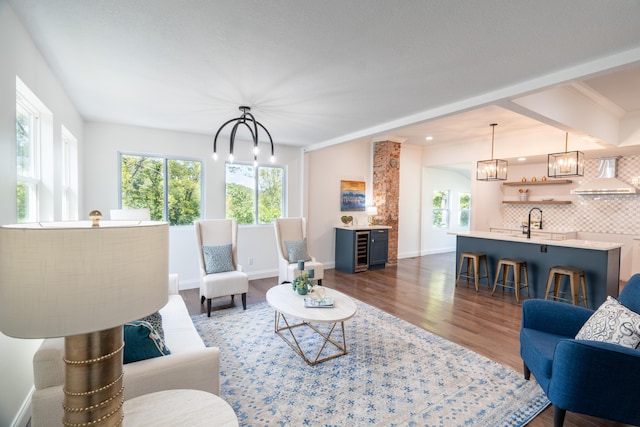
213, 106, 275, 164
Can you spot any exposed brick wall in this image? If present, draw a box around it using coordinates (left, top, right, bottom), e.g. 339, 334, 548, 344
372, 141, 401, 265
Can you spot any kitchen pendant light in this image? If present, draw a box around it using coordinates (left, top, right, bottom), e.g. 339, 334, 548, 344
213, 106, 275, 166
476, 123, 508, 181
547, 132, 584, 177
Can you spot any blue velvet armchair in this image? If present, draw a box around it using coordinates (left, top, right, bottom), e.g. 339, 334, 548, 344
520, 273, 640, 427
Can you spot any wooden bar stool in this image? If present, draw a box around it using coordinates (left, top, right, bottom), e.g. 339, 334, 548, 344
492, 258, 530, 302
456, 252, 489, 291
544, 266, 589, 307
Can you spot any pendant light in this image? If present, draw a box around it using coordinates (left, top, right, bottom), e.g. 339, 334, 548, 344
476, 123, 508, 181
547, 132, 584, 177
213, 106, 275, 166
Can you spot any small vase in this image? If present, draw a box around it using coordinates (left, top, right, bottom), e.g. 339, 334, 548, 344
296, 284, 308, 295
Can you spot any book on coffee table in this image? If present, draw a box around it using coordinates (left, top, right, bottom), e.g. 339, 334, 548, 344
304, 297, 334, 308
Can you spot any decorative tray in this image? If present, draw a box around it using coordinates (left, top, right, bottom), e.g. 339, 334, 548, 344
304, 297, 334, 308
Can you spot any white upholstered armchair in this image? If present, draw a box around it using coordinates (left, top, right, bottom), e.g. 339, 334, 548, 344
194, 219, 248, 316
274, 217, 324, 285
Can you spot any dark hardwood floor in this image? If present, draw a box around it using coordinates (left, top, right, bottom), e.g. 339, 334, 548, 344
180, 252, 630, 427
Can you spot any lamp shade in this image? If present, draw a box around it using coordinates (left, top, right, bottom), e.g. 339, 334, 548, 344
366, 206, 378, 216
0, 220, 169, 339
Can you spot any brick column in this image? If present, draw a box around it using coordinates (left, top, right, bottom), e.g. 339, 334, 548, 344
372, 140, 402, 265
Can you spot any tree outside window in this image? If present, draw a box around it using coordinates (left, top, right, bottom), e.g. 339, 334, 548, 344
120, 154, 201, 226
459, 192, 470, 227
432, 190, 449, 228
226, 162, 284, 224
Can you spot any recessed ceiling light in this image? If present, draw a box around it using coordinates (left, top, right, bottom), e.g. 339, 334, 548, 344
518, 157, 526, 161
425, 136, 433, 141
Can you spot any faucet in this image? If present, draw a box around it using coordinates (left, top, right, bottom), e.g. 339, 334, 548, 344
527, 207, 543, 239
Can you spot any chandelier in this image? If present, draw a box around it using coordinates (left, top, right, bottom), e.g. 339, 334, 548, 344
547, 132, 584, 177
213, 106, 275, 166
476, 123, 508, 181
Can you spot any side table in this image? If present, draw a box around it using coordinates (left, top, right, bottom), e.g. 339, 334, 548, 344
123, 389, 238, 426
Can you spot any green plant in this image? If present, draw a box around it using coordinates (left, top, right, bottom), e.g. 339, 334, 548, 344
292, 273, 313, 293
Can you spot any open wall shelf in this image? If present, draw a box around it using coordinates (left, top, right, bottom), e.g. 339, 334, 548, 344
503, 179, 572, 186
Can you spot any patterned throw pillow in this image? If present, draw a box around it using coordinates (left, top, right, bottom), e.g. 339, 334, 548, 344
138, 311, 164, 341
285, 238, 311, 263
575, 296, 640, 349
123, 320, 171, 364
203, 244, 235, 274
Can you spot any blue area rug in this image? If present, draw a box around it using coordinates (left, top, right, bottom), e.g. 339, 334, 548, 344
192, 298, 549, 426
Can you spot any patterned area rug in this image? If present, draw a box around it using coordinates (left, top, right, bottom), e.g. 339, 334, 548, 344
192, 299, 549, 426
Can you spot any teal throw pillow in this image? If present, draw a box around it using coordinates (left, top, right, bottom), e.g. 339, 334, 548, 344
285, 238, 311, 263
203, 244, 235, 274
138, 311, 164, 341
123, 320, 171, 364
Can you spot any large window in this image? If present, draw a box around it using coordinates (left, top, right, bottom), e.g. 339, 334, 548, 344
432, 190, 449, 228
226, 162, 285, 224
16, 95, 39, 222
120, 154, 202, 226
458, 192, 470, 227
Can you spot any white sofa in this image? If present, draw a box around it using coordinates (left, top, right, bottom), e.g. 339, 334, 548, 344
31, 274, 220, 427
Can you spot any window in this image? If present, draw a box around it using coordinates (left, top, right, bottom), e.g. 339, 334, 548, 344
61, 125, 79, 220
432, 190, 449, 228
119, 154, 202, 226
458, 192, 470, 227
16, 96, 39, 222
225, 162, 285, 224
16, 77, 53, 223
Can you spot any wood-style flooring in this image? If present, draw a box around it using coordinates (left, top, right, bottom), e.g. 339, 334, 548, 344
180, 252, 630, 427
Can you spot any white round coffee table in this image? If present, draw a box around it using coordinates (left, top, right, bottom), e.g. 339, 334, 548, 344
123, 389, 238, 426
266, 285, 357, 365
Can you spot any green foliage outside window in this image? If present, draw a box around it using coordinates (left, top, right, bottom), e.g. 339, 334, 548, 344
432, 190, 449, 228
226, 163, 284, 224
120, 154, 201, 226
459, 193, 470, 227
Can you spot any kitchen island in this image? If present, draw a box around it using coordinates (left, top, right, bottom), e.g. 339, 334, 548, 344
453, 231, 622, 308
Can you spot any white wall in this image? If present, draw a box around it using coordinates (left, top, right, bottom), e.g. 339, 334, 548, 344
83, 122, 304, 289
0, 3, 84, 426
305, 139, 426, 265
421, 167, 472, 254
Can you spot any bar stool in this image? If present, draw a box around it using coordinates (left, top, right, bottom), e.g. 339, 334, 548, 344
544, 266, 589, 307
492, 258, 530, 302
456, 252, 490, 291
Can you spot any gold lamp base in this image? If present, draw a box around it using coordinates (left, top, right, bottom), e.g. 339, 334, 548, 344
63, 326, 125, 427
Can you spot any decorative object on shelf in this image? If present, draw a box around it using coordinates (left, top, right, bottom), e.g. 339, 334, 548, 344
366, 205, 378, 226
340, 180, 366, 211
212, 106, 275, 166
292, 272, 313, 295
477, 123, 508, 181
531, 177, 537, 182
340, 215, 353, 226
518, 188, 529, 201
0, 215, 169, 427
521, 177, 527, 182
548, 132, 585, 177
541, 176, 547, 181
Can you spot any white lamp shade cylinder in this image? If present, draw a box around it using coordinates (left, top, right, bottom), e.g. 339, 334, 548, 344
0, 221, 169, 338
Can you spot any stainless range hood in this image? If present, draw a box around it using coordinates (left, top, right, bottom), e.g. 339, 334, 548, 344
571, 157, 636, 195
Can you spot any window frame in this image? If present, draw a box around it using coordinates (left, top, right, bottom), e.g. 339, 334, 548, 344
432, 189, 450, 229
225, 161, 286, 225
118, 152, 203, 226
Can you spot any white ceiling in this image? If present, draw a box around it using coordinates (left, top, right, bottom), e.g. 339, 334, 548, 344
8, 0, 640, 162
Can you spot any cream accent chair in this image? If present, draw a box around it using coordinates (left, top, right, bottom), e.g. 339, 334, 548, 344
194, 219, 248, 316
274, 217, 324, 285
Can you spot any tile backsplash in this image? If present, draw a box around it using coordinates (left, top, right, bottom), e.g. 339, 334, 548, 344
501, 155, 640, 235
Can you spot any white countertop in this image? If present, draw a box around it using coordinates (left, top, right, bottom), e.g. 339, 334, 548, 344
335, 225, 392, 230
452, 231, 623, 251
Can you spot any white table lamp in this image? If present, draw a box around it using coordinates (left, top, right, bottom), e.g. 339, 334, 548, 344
0, 215, 169, 426
366, 206, 378, 226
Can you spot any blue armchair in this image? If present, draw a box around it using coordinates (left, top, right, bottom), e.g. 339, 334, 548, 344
520, 273, 640, 427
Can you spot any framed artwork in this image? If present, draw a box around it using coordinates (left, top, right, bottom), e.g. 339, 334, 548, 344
340, 180, 366, 211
